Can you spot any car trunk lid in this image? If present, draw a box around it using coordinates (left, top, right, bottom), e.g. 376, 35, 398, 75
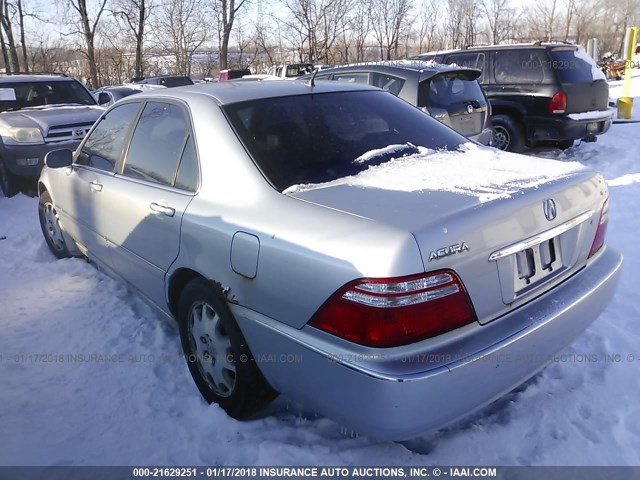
287, 145, 607, 324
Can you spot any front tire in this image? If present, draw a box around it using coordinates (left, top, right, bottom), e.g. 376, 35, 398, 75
0, 160, 19, 198
38, 190, 72, 259
492, 115, 525, 153
178, 278, 277, 418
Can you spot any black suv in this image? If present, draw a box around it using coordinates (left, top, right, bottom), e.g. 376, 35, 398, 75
0, 73, 103, 196
298, 61, 493, 145
415, 43, 611, 151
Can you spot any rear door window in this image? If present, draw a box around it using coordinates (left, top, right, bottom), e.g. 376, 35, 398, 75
493, 50, 554, 84
174, 136, 199, 192
333, 73, 370, 85
77, 102, 141, 171
371, 73, 405, 95
122, 102, 190, 187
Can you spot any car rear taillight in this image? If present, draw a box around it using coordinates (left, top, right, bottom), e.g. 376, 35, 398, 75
588, 198, 609, 258
549, 91, 567, 114
309, 270, 476, 348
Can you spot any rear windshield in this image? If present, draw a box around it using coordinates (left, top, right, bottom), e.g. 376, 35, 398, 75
285, 64, 314, 77
549, 48, 606, 83
223, 90, 465, 191
419, 73, 486, 109
0, 80, 95, 112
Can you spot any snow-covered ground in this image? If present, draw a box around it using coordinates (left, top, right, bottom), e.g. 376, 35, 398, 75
608, 69, 640, 120
2, 95, 640, 468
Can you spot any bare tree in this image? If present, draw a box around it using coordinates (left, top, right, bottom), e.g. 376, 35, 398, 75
112, 0, 152, 79
60, 0, 108, 87
17, 0, 26, 70
350, 0, 370, 62
151, 0, 209, 75
281, 0, 351, 63
0, 0, 21, 71
524, 0, 559, 41
417, 0, 444, 53
370, 0, 412, 60
481, 0, 517, 45
213, 0, 248, 70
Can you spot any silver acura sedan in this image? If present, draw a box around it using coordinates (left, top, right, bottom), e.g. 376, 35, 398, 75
37, 80, 622, 440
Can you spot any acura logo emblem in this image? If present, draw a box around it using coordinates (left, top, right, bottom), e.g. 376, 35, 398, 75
543, 199, 557, 221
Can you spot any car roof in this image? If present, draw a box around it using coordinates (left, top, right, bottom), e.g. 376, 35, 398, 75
137, 80, 381, 105
302, 61, 481, 82
418, 42, 579, 55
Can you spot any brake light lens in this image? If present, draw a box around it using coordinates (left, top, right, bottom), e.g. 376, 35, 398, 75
309, 270, 476, 347
549, 91, 567, 114
588, 198, 609, 258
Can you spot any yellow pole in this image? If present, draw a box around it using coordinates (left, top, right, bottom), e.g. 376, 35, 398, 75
618, 27, 638, 119
623, 27, 638, 98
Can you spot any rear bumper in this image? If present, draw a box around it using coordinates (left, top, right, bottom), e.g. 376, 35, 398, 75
1, 140, 80, 177
526, 112, 612, 142
469, 127, 493, 146
234, 246, 622, 441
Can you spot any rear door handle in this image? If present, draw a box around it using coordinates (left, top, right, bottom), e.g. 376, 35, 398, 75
150, 202, 175, 217
89, 180, 103, 192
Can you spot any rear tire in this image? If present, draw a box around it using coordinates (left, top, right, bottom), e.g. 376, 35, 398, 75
492, 115, 525, 153
38, 190, 72, 259
554, 140, 575, 150
178, 278, 277, 418
0, 160, 19, 198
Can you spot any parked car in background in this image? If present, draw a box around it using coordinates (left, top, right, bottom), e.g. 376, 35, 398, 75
132, 75, 194, 88
267, 63, 314, 79
0, 73, 103, 197
93, 86, 142, 106
415, 43, 612, 152
38, 80, 621, 441
218, 69, 252, 81
299, 61, 493, 145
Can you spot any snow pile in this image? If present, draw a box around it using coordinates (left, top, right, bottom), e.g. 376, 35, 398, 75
286, 143, 585, 203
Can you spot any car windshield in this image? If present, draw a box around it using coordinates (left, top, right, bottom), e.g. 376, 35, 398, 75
223, 90, 466, 191
0, 80, 95, 112
419, 73, 486, 109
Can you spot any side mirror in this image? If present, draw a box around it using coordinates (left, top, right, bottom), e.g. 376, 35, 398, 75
97, 92, 111, 105
45, 149, 73, 169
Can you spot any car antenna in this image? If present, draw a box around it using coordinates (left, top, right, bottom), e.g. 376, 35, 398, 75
305, 68, 319, 88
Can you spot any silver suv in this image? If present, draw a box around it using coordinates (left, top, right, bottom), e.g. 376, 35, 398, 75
0, 73, 103, 196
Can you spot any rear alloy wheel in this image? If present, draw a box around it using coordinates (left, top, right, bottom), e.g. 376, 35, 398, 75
38, 191, 72, 259
0, 160, 18, 198
178, 278, 277, 418
492, 115, 525, 153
